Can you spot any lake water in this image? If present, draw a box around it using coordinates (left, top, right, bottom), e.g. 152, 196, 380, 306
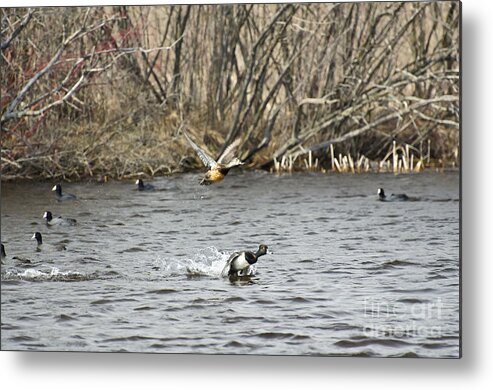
1, 170, 460, 357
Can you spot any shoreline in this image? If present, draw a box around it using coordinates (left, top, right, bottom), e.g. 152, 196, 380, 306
0, 165, 460, 183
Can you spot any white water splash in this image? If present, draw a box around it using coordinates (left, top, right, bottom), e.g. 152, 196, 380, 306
154, 246, 233, 277
3, 267, 87, 281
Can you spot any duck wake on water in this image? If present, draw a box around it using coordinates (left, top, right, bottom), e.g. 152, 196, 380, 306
153, 246, 267, 279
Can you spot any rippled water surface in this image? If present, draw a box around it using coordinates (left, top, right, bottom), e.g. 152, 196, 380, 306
1, 171, 460, 357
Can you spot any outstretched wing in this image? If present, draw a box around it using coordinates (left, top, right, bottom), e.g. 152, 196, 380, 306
217, 137, 241, 164
221, 252, 239, 277
183, 131, 217, 168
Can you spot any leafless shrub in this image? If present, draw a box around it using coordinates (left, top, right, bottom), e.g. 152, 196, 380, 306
1, 2, 459, 179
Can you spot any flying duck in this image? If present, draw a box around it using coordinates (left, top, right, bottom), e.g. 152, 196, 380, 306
183, 131, 244, 185
221, 244, 268, 277
52, 184, 77, 201
135, 179, 155, 191
377, 187, 409, 201
43, 211, 77, 226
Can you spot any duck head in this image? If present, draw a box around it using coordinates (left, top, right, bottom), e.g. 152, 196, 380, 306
31, 232, 43, 245
377, 188, 386, 199
256, 244, 268, 258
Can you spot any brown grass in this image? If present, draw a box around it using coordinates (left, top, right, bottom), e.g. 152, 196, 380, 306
1, 3, 460, 180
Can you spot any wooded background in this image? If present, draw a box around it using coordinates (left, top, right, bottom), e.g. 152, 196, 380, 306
1, 2, 460, 179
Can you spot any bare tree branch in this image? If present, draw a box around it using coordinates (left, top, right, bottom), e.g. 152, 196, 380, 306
290, 95, 458, 159
0, 8, 33, 51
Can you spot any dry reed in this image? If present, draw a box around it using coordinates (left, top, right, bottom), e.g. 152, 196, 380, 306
1, 3, 459, 180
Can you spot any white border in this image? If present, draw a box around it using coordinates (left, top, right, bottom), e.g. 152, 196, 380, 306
2, 0, 493, 389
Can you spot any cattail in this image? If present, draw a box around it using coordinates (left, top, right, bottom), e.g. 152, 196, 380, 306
393, 140, 397, 173
334, 158, 341, 172
330, 144, 335, 171
348, 153, 355, 174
